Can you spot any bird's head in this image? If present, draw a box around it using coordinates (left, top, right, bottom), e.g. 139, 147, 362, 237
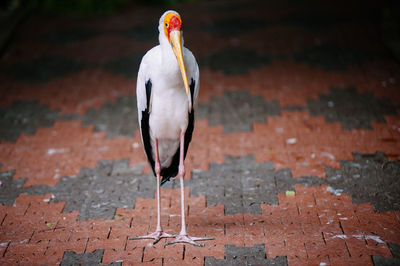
159, 10, 190, 98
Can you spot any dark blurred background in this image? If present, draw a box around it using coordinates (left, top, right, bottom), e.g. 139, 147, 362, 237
0, 0, 399, 61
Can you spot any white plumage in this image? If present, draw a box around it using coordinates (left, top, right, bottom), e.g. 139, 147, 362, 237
136, 43, 199, 169
132, 10, 212, 247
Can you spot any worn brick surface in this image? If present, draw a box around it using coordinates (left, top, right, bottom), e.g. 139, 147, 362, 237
307, 87, 397, 130
0, 100, 59, 142
5, 110, 399, 188
1, 0, 400, 264
0, 186, 398, 264
5, 56, 84, 84
82, 96, 138, 138
0, 69, 135, 114
2, 152, 397, 224
188, 112, 400, 177
0, 160, 153, 220
197, 90, 280, 133
0, 121, 145, 187
205, 244, 288, 265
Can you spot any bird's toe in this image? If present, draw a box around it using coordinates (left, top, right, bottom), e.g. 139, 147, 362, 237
164, 234, 214, 247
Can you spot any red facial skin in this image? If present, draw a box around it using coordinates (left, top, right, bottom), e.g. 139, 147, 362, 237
167, 15, 182, 38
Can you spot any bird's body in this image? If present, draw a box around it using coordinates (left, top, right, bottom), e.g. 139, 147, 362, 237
133, 10, 212, 246
137, 39, 198, 184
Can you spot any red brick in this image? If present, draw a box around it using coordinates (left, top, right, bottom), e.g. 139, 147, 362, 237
5, 241, 48, 261
224, 222, 244, 240
0, 185, 399, 264
324, 234, 350, 258
55, 211, 79, 228
244, 221, 265, 246
304, 237, 327, 258
141, 258, 163, 265
41, 248, 65, 265
287, 255, 330, 266
0, 231, 33, 244
285, 233, 308, 258
143, 244, 183, 262
265, 238, 286, 258
108, 226, 136, 239
330, 254, 374, 266
365, 240, 392, 257
0, 69, 134, 114
0, 242, 9, 259
86, 236, 126, 253
0, 121, 146, 187
165, 256, 203, 266
101, 247, 143, 264
185, 242, 225, 260
0, 256, 18, 265
47, 237, 87, 254
31, 228, 71, 243
345, 236, 369, 257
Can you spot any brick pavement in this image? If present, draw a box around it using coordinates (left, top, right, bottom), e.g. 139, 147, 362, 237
0, 0, 400, 265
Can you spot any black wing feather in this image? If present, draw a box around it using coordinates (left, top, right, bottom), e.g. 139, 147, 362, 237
141, 79, 156, 177
160, 78, 196, 185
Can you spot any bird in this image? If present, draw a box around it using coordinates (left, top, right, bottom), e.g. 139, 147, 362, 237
132, 10, 214, 247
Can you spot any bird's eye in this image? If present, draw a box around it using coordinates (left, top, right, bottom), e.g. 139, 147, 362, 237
165, 23, 168, 27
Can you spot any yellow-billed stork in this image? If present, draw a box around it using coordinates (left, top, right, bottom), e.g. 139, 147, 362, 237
132, 10, 213, 247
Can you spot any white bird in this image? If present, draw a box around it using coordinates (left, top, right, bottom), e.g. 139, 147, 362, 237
132, 10, 213, 247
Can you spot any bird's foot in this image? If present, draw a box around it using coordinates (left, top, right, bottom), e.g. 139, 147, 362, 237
164, 234, 215, 247
130, 230, 174, 245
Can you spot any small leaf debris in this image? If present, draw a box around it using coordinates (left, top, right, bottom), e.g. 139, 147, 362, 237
286, 190, 295, 196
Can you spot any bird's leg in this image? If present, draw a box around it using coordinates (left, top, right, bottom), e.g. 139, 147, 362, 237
130, 138, 173, 245
165, 132, 215, 247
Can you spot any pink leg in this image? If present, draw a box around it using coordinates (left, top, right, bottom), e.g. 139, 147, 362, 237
165, 132, 214, 247
130, 138, 173, 245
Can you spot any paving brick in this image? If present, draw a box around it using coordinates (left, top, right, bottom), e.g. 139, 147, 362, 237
82, 96, 138, 138
0, 184, 399, 265
4, 104, 390, 187
0, 69, 134, 115
294, 43, 376, 72
42, 27, 101, 44
143, 245, 184, 262
307, 87, 397, 130
324, 235, 349, 258
0, 0, 400, 265
330, 255, 374, 266
103, 54, 143, 79
188, 153, 399, 214
31, 228, 71, 243
184, 242, 225, 261
371, 242, 400, 265
0, 121, 146, 187
202, 17, 266, 37
287, 255, 330, 266
188, 111, 400, 178
86, 237, 126, 253
0, 100, 60, 143
60, 249, 104, 266
199, 47, 271, 75
4, 241, 48, 263
197, 90, 280, 133
372, 255, 400, 266
6, 56, 84, 84
205, 244, 288, 265
102, 248, 142, 264
165, 257, 204, 266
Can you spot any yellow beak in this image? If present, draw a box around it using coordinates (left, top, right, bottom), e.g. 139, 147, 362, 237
169, 30, 190, 97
